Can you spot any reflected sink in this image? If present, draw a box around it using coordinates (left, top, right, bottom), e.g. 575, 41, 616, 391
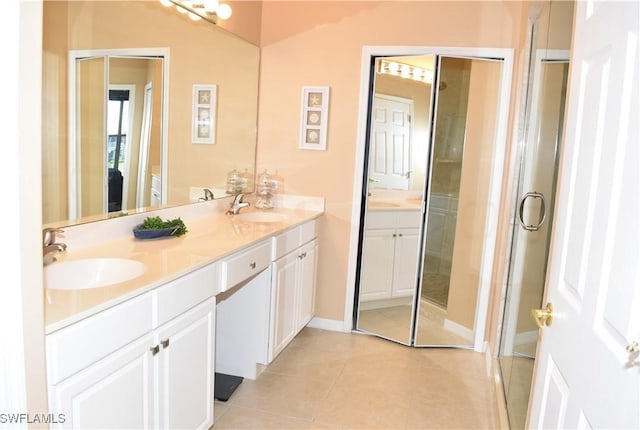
234, 212, 288, 223
45, 258, 147, 290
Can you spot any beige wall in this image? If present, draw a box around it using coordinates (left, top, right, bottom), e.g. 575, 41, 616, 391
257, 1, 526, 322
447, 59, 502, 330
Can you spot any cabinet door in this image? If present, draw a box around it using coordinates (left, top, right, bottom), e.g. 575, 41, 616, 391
269, 251, 298, 362
49, 333, 155, 429
359, 228, 395, 301
392, 228, 421, 297
155, 298, 215, 430
296, 239, 318, 332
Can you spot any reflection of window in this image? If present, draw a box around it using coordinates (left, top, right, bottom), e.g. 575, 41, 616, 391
107, 89, 130, 212
107, 90, 130, 171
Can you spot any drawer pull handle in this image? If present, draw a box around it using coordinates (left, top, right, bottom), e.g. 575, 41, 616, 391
250, 262, 257, 269
150, 345, 160, 356
161, 339, 170, 349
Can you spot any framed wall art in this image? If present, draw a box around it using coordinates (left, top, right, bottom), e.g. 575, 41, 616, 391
299, 86, 329, 150
192, 84, 217, 144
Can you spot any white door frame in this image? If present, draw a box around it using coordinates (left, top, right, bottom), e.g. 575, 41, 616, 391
345, 46, 514, 351
136, 82, 153, 208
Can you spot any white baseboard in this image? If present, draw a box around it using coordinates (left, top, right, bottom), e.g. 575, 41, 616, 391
359, 296, 412, 310
443, 318, 474, 341
307, 317, 350, 333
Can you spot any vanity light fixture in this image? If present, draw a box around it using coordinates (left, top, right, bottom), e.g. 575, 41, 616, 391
378, 59, 434, 84
159, 0, 232, 24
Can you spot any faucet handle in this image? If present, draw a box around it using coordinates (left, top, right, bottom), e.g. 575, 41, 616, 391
43, 228, 64, 246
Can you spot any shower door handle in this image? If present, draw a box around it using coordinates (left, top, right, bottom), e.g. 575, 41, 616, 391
518, 191, 547, 232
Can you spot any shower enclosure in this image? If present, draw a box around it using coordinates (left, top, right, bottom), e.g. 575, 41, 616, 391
497, 1, 574, 428
354, 48, 512, 349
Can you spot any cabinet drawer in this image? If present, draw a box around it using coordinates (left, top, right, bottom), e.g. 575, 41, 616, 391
365, 210, 422, 229
272, 228, 299, 260
46, 293, 153, 385
151, 174, 161, 192
272, 220, 318, 260
220, 240, 271, 291
299, 219, 317, 245
154, 263, 219, 327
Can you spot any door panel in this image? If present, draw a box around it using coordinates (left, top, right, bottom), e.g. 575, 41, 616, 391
529, 1, 640, 428
369, 95, 412, 190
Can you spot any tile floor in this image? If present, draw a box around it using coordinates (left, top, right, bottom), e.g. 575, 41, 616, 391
213, 327, 505, 429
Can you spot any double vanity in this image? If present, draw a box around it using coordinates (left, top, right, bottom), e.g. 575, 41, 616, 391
43, 197, 323, 429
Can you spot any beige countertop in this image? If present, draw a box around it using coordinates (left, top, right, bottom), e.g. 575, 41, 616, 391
367, 197, 423, 211
44, 207, 323, 334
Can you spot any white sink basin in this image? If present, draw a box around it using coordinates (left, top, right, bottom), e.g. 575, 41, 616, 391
234, 212, 288, 223
45, 258, 147, 290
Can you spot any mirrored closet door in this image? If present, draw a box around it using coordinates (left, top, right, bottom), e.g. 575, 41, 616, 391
355, 52, 506, 348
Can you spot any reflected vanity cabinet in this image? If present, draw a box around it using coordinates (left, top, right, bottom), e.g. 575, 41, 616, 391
269, 220, 318, 362
45, 263, 218, 430
360, 210, 422, 301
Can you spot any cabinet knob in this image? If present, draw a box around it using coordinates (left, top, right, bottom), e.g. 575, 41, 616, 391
249, 262, 256, 269
161, 339, 170, 349
392, 233, 397, 237
150, 345, 160, 356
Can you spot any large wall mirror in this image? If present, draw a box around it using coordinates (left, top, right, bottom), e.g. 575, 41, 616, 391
42, 0, 260, 227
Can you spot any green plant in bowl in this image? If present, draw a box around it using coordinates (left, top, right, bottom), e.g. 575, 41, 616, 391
134, 216, 188, 239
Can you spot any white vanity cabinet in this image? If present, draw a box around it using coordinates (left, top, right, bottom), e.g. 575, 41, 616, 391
360, 210, 421, 302
46, 263, 218, 429
269, 221, 318, 362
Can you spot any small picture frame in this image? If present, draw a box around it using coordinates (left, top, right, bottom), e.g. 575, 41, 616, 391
192, 84, 217, 144
299, 86, 329, 150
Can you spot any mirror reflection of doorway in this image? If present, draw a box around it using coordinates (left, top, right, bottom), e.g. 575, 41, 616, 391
355, 51, 509, 349
70, 50, 165, 220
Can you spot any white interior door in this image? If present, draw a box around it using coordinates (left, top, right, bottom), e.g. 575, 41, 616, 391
369, 94, 412, 190
529, 1, 639, 428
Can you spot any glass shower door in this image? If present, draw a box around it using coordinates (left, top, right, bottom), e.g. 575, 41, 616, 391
499, 54, 569, 429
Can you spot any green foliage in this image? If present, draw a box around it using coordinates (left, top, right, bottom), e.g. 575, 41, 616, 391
141, 216, 188, 237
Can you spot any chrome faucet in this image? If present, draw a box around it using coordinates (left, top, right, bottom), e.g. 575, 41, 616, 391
226, 193, 250, 215
199, 188, 214, 201
43, 228, 67, 265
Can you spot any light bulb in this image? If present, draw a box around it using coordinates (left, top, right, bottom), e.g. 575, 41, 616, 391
203, 0, 219, 13
188, 11, 201, 20
217, 3, 232, 19
176, 5, 188, 14
159, 0, 173, 7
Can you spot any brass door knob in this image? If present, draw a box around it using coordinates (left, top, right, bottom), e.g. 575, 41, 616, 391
531, 302, 554, 328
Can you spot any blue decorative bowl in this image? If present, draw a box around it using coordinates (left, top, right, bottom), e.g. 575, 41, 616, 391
133, 224, 179, 240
